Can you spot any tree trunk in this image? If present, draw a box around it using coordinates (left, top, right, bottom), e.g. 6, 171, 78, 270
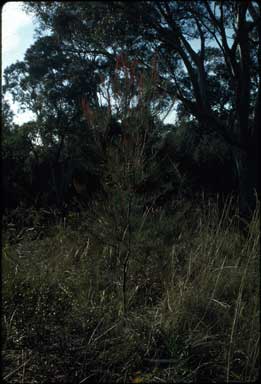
234, 145, 258, 222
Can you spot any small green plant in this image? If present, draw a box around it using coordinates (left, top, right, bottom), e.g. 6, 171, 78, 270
81, 53, 172, 314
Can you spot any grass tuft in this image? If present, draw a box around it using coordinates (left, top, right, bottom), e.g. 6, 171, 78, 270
2, 196, 259, 383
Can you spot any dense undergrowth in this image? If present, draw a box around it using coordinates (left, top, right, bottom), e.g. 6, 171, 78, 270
2, 196, 260, 383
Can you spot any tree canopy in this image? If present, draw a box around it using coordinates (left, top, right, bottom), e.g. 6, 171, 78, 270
3, 1, 260, 216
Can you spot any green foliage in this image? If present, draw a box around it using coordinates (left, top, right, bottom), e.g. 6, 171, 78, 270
2, 105, 36, 209
4, 1, 259, 214
2, 3, 260, 382
2, 97, 14, 133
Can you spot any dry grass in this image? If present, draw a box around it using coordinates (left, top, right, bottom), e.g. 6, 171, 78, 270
2, 196, 259, 383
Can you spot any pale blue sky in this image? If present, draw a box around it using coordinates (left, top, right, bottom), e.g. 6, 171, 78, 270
2, 1, 37, 124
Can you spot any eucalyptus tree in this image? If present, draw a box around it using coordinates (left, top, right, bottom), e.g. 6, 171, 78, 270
11, 1, 261, 216
112, 0, 259, 217
3, 31, 106, 207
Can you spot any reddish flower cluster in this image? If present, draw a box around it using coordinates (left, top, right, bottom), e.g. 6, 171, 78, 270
81, 52, 159, 132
